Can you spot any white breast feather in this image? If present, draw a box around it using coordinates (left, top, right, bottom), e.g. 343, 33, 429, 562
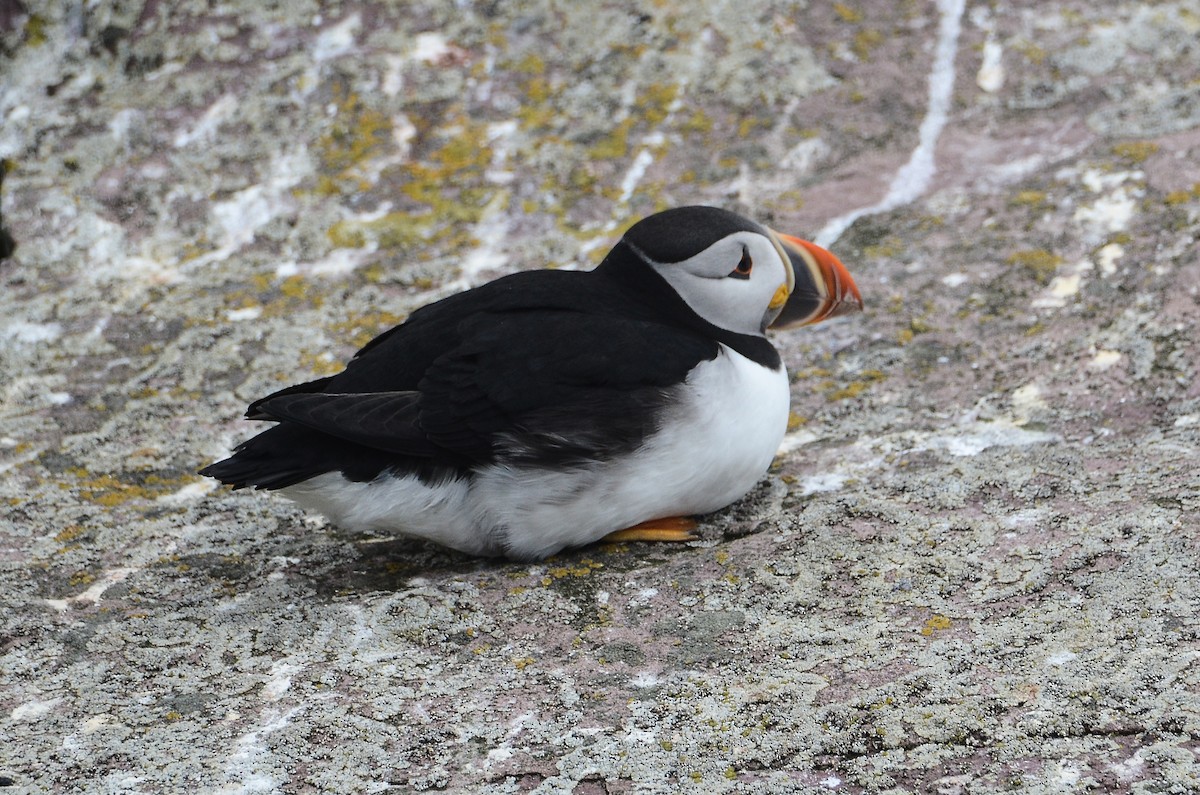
280, 344, 789, 559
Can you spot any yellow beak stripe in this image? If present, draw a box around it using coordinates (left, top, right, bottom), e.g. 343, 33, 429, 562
769, 283, 790, 310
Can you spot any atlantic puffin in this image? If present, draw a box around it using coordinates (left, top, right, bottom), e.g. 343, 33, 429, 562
200, 206, 862, 560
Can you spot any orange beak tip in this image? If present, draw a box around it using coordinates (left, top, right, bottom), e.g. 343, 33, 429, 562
772, 234, 863, 327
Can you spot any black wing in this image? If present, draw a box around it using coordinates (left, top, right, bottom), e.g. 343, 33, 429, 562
202, 268, 721, 487
415, 310, 717, 466
249, 310, 717, 468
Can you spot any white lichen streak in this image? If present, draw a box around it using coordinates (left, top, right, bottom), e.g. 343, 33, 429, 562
1088, 349, 1123, 370
43, 567, 139, 613
10, 697, 64, 721
1010, 383, 1048, 424
312, 13, 361, 62
481, 712, 536, 771
157, 479, 218, 505
1110, 752, 1147, 782
443, 130, 519, 292
971, 6, 1004, 93
1074, 169, 1140, 242
798, 471, 849, 497
1, 321, 63, 344
618, 146, 658, 205
927, 421, 1056, 457
262, 661, 301, 701
616, 28, 710, 206
773, 416, 1058, 502
189, 148, 312, 269
173, 94, 238, 148
217, 706, 304, 794
815, 0, 967, 247
1035, 170, 1138, 307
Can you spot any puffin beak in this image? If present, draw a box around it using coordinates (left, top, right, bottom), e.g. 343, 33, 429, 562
767, 231, 863, 329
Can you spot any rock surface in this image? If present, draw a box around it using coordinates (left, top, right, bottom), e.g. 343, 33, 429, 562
2, 1, 1199, 792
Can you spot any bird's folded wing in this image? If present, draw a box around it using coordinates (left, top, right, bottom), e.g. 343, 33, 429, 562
251, 391, 438, 456
245, 375, 337, 420
414, 312, 718, 464
246, 311, 718, 465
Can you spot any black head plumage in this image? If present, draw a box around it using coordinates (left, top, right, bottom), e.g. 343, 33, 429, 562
620, 205, 765, 264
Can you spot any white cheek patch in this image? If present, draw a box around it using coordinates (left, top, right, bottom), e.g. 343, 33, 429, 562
649, 232, 788, 336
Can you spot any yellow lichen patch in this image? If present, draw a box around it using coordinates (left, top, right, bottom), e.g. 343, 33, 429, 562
54, 525, 87, 544
1111, 141, 1159, 163
67, 467, 196, 508
328, 211, 436, 251
297, 351, 343, 377
736, 117, 761, 138
863, 237, 903, 259
793, 366, 833, 381
313, 85, 394, 195
517, 79, 557, 130
1007, 249, 1062, 284
1164, 190, 1192, 205
544, 559, 604, 581
853, 28, 884, 61
326, 220, 368, 249
825, 368, 885, 401
786, 412, 808, 432
513, 52, 546, 75
513, 657, 535, 671
1013, 40, 1047, 64
394, 118, 499, 238
589, 117, 636, 160
1011, 190, 1048, 208
359, 263, 387, 283
249, 275, 325, 317
430, 122, 492, 172
24, 14, 48, 46
681, 110, 714, 134
69, 571, 96, 587
328, 311, 405, 348
762, 189, 805, 213
639, 82, 679, 125
833, 2, 863, 23
921, 614, 953, 636
281, 275, 322, 303
826, 381, 869, 401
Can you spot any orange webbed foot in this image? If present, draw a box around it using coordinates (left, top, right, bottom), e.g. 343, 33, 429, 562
601, 516, 698, 544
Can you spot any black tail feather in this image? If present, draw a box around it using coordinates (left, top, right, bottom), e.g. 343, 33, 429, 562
199, 423, 467, 490
200, 424, 390, 490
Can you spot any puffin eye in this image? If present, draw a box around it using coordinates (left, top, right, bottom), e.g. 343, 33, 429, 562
729, 248, 752, 280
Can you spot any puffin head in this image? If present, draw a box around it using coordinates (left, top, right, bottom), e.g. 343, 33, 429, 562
620, 206, 862, 336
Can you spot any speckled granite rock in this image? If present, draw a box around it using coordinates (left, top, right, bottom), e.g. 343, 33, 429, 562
2, 1, 1199, 793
